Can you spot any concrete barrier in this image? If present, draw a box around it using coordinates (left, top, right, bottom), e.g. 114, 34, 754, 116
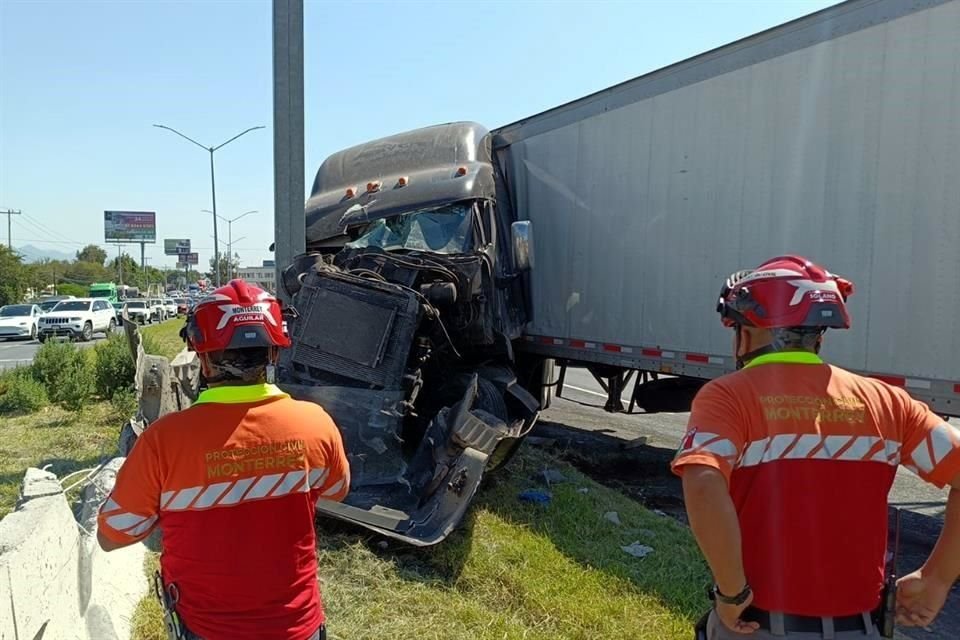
0, 465, 147, 640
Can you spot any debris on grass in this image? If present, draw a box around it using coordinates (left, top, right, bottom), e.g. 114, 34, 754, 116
517, 489, 552, 504
623, 435, 649, 450
542, 468, 567, 484
621, 542, 655, 559
604, 511, 623, 526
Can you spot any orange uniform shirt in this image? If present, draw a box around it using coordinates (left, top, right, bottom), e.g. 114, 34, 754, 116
98, 384, 350, 640
672, 352, 960, 616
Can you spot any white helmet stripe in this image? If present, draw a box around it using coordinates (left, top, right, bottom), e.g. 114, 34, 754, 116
214, 303, 278, 330
787, 279, 841, 306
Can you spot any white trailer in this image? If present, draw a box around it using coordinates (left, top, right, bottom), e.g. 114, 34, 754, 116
495, 0, 960, 416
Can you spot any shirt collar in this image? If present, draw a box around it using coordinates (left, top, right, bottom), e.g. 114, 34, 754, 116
743, 351, 824, 369
193, 383, 289, 405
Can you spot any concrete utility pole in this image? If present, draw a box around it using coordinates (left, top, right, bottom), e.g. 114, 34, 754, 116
1, 209, 22, 250
272, 0, 305, 303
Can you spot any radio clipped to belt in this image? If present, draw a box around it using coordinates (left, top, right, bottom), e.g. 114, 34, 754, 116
154, 571, 187, 640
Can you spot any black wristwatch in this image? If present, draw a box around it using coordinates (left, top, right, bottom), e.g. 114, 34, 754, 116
712, 583, 752, 606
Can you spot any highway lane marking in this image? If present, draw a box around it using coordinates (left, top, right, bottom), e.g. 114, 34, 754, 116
563, 384, 608, 399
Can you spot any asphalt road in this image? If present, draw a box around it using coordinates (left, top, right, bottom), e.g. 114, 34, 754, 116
545, 366, 958, 639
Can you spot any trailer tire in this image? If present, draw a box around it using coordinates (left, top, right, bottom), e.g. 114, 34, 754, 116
632, 377, 706, 413
515, 355, 555, 410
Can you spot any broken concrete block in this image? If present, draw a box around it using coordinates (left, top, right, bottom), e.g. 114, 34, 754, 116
19, 467, 63, 502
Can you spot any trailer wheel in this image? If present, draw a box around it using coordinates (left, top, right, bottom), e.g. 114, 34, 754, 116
515, 355, 555, 410
632, 377, 706, 413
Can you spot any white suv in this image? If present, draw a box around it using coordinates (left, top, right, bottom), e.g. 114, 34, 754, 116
38, 298, 116, 342
146, 298, 166, 322
163, 298, 178, 318
122, 299, 152, 325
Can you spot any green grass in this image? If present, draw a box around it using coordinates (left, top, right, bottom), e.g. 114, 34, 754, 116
0, 402, 122, 519
0, 319, 183, 518
132, 320, 712, 639
0, 319, 710, 638
140, 318, 187, 360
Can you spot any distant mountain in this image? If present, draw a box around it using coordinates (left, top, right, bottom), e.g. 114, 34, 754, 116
16, 245, 75, 263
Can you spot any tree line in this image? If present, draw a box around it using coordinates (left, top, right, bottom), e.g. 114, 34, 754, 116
0, 244, 239, 306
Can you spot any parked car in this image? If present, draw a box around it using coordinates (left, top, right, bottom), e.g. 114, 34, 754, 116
123, 300, 151, 325
0, 304, 42, 341
38, 298, 116, 342
37, 295, 76, 314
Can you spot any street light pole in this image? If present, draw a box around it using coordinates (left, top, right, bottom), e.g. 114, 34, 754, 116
227, 236, 247, 280
153, 124, 265, 287
210, 234, 246, 281
203, 209, 256, 282
209, 150, 218, 284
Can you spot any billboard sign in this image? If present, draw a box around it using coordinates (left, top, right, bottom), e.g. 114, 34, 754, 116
176, 252, 199, 267
164, 238, 191, 255
104, 211, 156, 242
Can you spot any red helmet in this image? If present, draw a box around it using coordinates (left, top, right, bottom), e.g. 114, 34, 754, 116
185, 279, 291, 353
716, 255, 854, 330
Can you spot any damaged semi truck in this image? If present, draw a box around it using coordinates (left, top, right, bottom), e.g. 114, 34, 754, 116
272, 0, 960, 545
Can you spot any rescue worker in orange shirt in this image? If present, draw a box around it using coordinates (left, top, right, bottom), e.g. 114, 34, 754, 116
96, 279, 350, 640
672, 255, 960, 638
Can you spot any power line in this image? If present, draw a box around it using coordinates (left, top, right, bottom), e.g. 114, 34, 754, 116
17, 216, 88, 246
22, 213, 83, 245
13, 237, 87, 247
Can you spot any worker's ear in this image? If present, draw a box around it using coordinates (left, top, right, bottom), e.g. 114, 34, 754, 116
196, 352, 213, 377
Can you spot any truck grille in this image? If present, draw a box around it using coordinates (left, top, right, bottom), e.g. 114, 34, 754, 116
285, 272, 421, 389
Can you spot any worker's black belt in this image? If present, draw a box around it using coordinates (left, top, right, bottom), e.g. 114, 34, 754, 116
741, 607, 874, 634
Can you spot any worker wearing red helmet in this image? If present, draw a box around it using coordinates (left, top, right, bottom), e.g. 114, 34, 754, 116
672, 256, 960, 639
96, 279, 349, 640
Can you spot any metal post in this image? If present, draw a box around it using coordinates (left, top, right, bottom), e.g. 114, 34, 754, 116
2, 209, 22, 249
117, 244, 123, 286
227, 220, 232, 281
210, 149, 221, 287
140, 242, 146, 274
272, 0, 305, 303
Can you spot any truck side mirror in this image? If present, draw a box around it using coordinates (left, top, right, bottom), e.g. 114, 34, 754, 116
511, 221, 534, 272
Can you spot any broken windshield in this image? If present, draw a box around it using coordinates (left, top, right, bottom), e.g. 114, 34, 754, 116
345, 204, 474, 254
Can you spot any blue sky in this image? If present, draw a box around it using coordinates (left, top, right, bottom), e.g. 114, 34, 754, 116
1, 0, 838, 270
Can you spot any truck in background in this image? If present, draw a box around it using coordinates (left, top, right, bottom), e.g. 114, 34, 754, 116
117, 285, 139, 300
273, 0, 958, 544
89, 282, 118, 304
